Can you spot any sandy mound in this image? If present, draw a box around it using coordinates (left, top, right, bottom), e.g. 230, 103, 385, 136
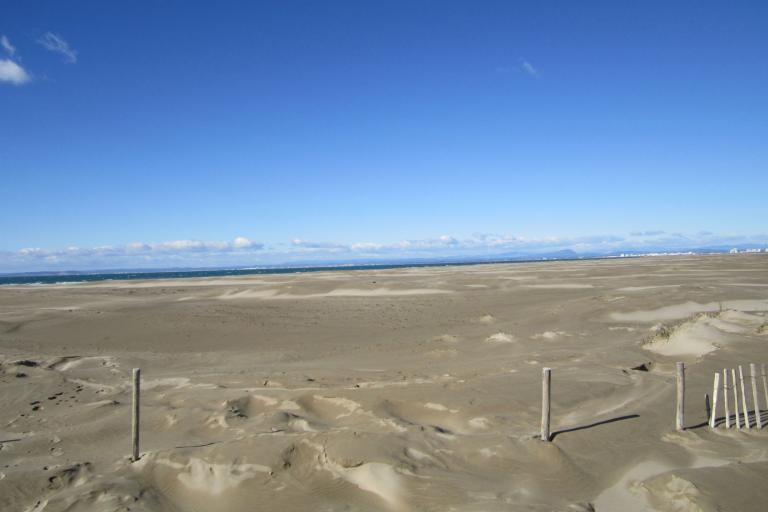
485, 332, 516, 343
532, 330, 569, 340
643, 316, 724, 357
612, 300, 768, 323
641, 309, 766, 358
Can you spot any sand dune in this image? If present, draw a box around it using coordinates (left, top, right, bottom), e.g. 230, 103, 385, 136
641, 309, 767, 359
1, 254, 767, 511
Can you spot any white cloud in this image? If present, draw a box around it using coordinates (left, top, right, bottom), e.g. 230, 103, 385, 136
141, 237, 264, 253
233, 236, 264, 249
1, 35, 16, 57
291, 239, 347, 251
520, 60, 538, 78
38, 32, 77, 63
287, 231, 767, 258
2, 237, 265, 270
19, 247, 44, 255
0, 58, 30, 84
3, 231, 768, 273
0, 36, 31, 85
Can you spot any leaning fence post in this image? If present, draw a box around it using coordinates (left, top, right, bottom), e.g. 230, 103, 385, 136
739, 365, 750, 430
709, 373, 720, 429
750, 364, 762, 429
676, 362, 685, 431
541, 367, 551, 442
732, 368, 741, 430
723, 369, 730, 429
131, 368, 141, 461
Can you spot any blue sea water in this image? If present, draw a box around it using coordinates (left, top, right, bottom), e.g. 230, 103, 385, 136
0, 261, 491, 286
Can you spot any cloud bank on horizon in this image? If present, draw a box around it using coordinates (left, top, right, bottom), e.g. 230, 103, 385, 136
2, 231, 766, 273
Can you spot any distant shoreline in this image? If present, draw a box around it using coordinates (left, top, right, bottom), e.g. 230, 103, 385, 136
0, 258, 585, 286
3, 251, 762, 286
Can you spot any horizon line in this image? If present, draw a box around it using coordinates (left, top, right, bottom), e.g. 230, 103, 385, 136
2, 247, 766, 284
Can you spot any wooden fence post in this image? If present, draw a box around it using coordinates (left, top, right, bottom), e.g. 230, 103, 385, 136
723, 369, 730, 429
750, 364, 762, 429
732, 368, 741, 430
676, 362, 685, 431
739, 366, 750, 430
541, 367, 551, 442
709, 372, 720, 429
762, 363, 768, 413
132, 368, 141, 461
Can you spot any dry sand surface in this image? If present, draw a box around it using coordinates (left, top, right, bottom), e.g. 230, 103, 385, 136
1, 254, 767, 511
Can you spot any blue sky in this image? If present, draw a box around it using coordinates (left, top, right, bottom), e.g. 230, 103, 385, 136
1, 1, 767, 271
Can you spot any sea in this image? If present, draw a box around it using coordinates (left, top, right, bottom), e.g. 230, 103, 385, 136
2, 249, 729, 286
0, 261, 497, 286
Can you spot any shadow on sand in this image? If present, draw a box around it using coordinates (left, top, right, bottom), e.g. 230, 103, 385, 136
688, 410, 768, 430
550, 414, 640, 440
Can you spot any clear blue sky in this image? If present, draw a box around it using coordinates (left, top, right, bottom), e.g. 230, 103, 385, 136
1, 1, 767, 270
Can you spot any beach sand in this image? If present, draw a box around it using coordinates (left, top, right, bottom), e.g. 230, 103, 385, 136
1, 254, 767, 511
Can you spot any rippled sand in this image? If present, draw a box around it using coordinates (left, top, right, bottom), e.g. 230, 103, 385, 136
1, 254, 767, 511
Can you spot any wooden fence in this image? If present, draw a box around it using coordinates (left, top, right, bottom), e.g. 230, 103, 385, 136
128, 362, 768, 457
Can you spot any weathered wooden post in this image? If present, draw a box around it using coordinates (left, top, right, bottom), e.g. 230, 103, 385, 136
750, 364, 762, 429
131, 368, 141, 461
723, 369, 730, 429
541, 367, 551, 442
739, 365, 750, 430
762, 364, 768, 413
732, 368, 741, 430
676, 362, 685, 431
709, 373, 720, 429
